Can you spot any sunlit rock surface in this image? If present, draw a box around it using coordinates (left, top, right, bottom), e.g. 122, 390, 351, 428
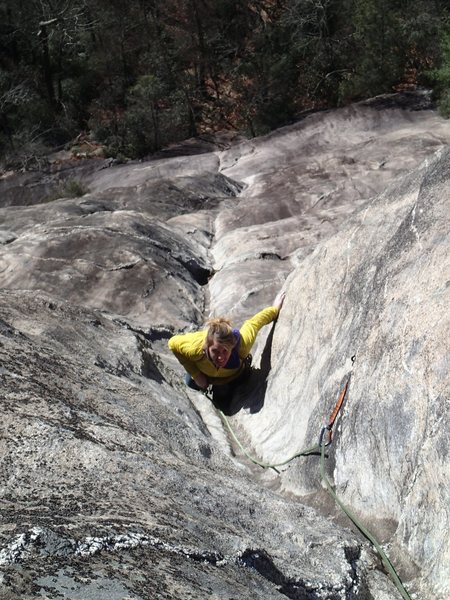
0, 93, 449, 599
234, 148, 450, 600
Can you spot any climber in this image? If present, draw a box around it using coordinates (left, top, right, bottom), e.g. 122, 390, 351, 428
168, 291, 286, 407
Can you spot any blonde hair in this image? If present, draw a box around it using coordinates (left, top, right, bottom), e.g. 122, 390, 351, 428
206, 317, 236, 350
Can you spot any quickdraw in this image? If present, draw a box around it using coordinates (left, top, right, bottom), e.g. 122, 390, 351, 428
319, 377, 349, 447
204, 373, 411, 600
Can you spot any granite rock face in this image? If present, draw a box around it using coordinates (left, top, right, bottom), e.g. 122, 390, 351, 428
222, 134, 450, 599
254, 149, 450, 600
0, 290, 383, 600
0, 94, 449, 599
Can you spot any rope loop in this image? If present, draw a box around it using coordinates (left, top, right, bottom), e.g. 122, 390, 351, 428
201, 376, 411, 600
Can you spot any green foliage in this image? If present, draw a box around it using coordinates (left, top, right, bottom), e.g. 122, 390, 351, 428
429, 24, 450, 117
125, 75, 190, 156
338, 0, 403, 101
43, 178, 89, 203
339, 0, 445, 103
63, 178, 88, 197
437, 90, 450, 116
0, 0, 449, 161
88, 74, 191, 158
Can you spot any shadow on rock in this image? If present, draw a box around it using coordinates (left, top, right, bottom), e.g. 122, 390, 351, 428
225, 324, 276, 416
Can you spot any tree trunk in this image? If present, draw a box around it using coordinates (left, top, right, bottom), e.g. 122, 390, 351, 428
151, 102, 160, 150
189, 0, 209, 98
39, 23, 56, 109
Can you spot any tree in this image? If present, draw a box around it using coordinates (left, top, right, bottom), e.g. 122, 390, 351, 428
124, 75, 190, 156
339, 0, 446, 102
430, 23, 450, 116
0, 0, 96, 147
0, 0, 449, 166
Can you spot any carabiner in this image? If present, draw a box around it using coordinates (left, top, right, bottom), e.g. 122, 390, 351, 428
319, 425, 332, 448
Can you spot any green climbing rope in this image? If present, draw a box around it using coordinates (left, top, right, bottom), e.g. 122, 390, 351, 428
319, 440, 411, 600
211, 382, 411, 600
218, 409, 319, 474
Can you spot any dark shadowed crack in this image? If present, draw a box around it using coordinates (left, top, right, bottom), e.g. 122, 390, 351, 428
239, 548, 346, 600
106, 260, 142, 271
0, 318, 26, 339
137, 338, 166, 383
111, 319, 175, 349
259, 252, 286, 261
343, 546, 372, 600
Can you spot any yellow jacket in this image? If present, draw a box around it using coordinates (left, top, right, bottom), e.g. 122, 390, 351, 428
168, 306, 279, 385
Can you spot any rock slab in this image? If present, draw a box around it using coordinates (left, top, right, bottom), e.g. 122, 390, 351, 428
1, 95, 449, 599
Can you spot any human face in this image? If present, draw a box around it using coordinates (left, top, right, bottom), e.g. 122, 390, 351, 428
208, 340, 232, 369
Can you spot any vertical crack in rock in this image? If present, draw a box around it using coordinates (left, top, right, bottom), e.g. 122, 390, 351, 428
343, 545, 369, 599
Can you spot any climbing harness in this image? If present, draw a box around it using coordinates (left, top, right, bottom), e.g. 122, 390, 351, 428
204, 376, 411, 600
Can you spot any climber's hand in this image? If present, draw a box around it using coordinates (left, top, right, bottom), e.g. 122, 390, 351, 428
274, 290, 286, 311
